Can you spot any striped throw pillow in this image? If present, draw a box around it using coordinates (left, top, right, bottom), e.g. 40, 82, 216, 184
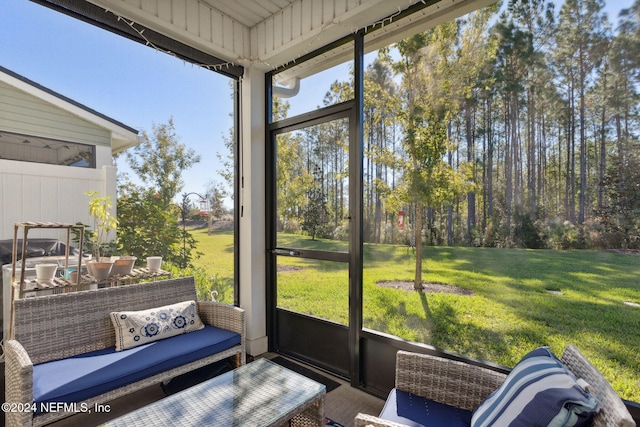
471, 347, 598, 427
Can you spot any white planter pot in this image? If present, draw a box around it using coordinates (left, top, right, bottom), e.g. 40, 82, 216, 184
146, 256, 162, 272
35, 263, 57, 281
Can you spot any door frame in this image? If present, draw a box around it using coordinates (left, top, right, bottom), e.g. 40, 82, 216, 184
266, 99, 362, 384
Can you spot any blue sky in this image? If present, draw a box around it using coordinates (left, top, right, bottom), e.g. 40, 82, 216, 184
1, 0, 235, 203
0, 0, 629, 207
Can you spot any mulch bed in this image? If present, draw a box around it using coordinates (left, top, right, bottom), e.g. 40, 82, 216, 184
277, 265, 303, 273
377, 280, 474, 295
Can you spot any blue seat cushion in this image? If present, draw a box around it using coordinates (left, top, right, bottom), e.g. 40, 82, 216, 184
380, 388, 473, 427
33, 325, 240, 407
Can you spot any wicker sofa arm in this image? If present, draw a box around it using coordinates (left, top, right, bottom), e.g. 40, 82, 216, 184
561, 345, 636, 427
354, 413, 409, 427
197, 301, 246, 365
4, 339, 35, 427
395, 350, 507, 411
197, 301, 245, 334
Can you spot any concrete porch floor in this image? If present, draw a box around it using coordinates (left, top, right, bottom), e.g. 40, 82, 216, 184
1, 354, 385, 427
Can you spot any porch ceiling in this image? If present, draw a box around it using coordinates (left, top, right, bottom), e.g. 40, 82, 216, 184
39, 0, 492, 79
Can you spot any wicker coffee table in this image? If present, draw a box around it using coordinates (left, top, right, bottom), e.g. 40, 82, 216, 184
104, 358, 326, 427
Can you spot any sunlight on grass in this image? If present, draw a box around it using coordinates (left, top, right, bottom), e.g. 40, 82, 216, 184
190, 227, 235, 304
191, 229, 640, 401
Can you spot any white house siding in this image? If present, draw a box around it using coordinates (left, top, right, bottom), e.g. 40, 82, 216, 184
0, 159, 116, 242
0, 79, 119, 241
0, 80, 112, 149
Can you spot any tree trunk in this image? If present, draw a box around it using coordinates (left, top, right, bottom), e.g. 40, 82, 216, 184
528, 85, 536, 218
466, 102, 476, 244
579, 53, 587, 224
414, 202, 423, 290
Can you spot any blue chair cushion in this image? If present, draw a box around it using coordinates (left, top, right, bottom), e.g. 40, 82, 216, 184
379, 388, 473, 427
33, 325, 240, 408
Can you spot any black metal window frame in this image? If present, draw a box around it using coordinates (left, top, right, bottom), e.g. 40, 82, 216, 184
0, 130, 96, 168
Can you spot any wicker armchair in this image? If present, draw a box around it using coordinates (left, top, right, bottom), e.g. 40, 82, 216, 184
355, 346, 636, 427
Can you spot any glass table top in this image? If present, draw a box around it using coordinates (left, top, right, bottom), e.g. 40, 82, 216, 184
105, 358, 326, 426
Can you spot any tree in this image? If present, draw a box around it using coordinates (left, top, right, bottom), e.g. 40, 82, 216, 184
204, 180, 229, 234
494, 14, 534, 233
116, 192, 196, 266
392, 32, 472, 289
610, 1, 640, 167
117, 119, 201, 267
126, 117, 201, 206
301, 166, 330, 240
554, 0, 608, 224
450, 7, 498, 243
363, 58, 401, 243
596, 146, 640, 249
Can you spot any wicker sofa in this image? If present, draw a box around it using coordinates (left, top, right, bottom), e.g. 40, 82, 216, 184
355, 346, 636, 427
4, 276, 245, 427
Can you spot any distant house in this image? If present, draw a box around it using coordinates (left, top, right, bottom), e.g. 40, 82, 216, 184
0, 65, 139, 241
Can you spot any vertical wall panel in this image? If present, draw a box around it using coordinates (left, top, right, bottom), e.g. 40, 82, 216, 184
101, 0, 251, 61
235, 22, 246, 62
266, 16, 275, 54
140, 0, 157, 15
312, 0, 324, 28
57, 177, 76, 226
223, 15, 234, 53
199, 3, 212, 42
41, 177, 58, 223
291, 2, 302, 41
243, 23, 251, 62
0, 163, 112, 240
212, 11, 223, 43
157, 0, 172, 21
273, 12, 283, 53
185, 0, 199, 35
282, 6, 292, 45
323, 0, 334, 27
256, 21, 267, 59
334, 0, 348, 15
3, 174, 23, 238
0, 173, 3, 241
172, 0, 187, 29
347, 0, 361, 12
23, 175, 42, 224
301, 1, 312, 33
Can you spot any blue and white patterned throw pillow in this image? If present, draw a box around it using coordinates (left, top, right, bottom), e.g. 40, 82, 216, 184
471, 346, 598, 427
111, 300, 204, 351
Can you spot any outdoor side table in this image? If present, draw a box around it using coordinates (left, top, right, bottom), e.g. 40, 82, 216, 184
103, 358, 326, 427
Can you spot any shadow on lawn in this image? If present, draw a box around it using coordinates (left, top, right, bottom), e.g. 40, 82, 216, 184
417, 291, 529, 364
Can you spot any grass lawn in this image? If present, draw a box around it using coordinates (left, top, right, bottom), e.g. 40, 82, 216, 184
190, 227, 235, 303
193, 229, 640, 402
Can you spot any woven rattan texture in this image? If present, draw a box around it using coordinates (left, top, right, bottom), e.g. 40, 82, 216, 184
561, 345, 636, 427
5, 276, 245, 427
394, 351, 506, 412
12, 277, 198, 364
356, 346, 635, 427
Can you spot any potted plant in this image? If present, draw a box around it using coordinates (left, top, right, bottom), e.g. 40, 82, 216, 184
85, 190, 118, 281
